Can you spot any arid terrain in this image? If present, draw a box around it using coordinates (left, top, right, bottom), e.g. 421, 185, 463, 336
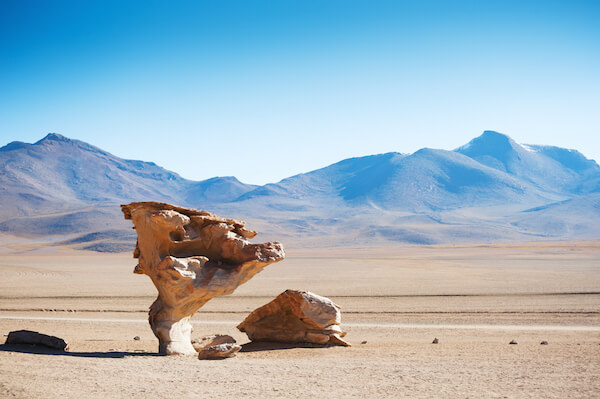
1, 242, 599, 398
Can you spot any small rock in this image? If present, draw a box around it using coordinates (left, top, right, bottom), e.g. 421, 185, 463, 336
192, 334, 236, 352
5, 330, 68, 351
509, 340, 518, 345
432, 338, 439, 344
198, 343, 241, 360
540, 340, 548, 345
361, 341, 367, 345
133, 336, 140, 341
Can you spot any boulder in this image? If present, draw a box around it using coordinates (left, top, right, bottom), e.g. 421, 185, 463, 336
121, 202, 285, 355
237, 289, 350, 346
5, 330, 69, 351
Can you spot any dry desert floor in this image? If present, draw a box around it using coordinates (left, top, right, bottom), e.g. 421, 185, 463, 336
0, 242, 599, 398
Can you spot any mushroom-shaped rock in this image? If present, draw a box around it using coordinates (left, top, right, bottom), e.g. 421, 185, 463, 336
237, 289, 350, 347
121, 202, 285, 355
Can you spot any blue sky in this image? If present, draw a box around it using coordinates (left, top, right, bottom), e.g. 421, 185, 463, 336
1, 0, 599, 184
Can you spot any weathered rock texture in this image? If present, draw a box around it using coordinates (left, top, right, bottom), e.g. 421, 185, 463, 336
194, 335, 241, 360
191, 334, 236, 352
237, 289, 350, 346
5, 330, 69, 351
121, 202, 285, 355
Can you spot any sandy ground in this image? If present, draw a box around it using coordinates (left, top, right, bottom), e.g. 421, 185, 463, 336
0, 243, 599, 398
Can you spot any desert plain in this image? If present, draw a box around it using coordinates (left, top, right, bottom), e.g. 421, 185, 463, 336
0, 242, 599, 398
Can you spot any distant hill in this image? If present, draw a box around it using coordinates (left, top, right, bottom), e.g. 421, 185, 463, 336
185, 176, 256, 204
0, 133, 254, 219
238, 146, 556, 213
0, 131, 598, 252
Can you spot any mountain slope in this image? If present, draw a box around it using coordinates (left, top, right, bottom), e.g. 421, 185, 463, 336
0, 133, 254, 219
185, 176, 256, 205
0, 133, 186, 217
509, 193, 600, 239
0, 131, 599, 251
455, 130, 600, 194
238, 153, 407, 201
237, 146, 558, 212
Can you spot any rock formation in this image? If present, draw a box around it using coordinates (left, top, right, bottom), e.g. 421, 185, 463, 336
237, 289, 350, 346
191, 334, 235, 351
194, 335, 241, 360
121, 202, 285, 355
5, 330, 69, 351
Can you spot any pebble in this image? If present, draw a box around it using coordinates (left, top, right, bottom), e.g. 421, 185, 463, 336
509, 340, 518, 345
432, 338, 439, 344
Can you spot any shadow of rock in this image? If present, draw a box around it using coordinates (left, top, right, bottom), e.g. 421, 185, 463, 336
240, 341, 334, 353
0, 344, 163, 358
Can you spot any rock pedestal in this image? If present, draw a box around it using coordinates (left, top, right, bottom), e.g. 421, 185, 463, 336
122, 202, 285, 355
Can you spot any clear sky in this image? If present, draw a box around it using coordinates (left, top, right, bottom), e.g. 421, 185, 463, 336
1, 0, 599, 185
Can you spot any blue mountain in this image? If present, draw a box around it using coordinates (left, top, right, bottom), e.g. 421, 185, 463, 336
0, 133, 254, 219
1, 131, 598, 250
237, 133, 575, 212
455, 130, 600, 194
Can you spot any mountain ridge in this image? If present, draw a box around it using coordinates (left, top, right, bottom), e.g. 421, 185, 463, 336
1, 131, 599, 251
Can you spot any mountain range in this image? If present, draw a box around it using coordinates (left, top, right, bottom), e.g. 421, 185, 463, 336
1, 131, 598, 252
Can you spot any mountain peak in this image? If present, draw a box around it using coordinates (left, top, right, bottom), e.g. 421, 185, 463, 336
481, 130, 510, 139
30, 133, 114, 157
454, 130, 528, 174
35, 133, 74, 144
459, 131, 514, 150
204, 176, 242, 183
0, 140, 30, 152
1, 133, 75, 152
455, 130, 518, 156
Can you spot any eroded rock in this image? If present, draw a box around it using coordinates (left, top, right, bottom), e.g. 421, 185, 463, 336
5, 330, 69, 351
192, 334, 236, 352
121, 202, 285, 355
198, 343, 241, 360
237, 289, 350, 347
193, 334, 241, 360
